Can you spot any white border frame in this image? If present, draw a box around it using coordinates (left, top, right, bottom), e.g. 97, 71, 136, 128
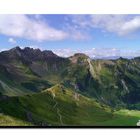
0, 0, 140, 14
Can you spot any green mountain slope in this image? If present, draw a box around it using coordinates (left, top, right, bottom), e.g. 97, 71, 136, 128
62, 55, 140, 109
0, 84, 140, 126
0, 114, 32, 126
1, 47, 140, 126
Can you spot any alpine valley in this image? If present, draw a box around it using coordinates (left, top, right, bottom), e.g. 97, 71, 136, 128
0, 46, 140, 126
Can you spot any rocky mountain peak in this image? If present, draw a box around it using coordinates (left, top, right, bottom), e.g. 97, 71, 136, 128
73, 53, 89, 58
43, 50, 58, 57
0, 46, 60, 63
9, 46, 22, 53
69, 53, 89, 64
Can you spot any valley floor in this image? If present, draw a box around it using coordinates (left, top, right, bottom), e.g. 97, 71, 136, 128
0, 87, 140, 127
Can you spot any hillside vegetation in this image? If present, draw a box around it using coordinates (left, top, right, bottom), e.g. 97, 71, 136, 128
0, 47, 140, 126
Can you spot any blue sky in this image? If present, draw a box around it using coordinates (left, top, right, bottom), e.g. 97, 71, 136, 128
0, 14, 140, 58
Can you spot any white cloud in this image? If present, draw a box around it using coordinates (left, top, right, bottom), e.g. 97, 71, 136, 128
90, 15, 140, 36
120, 49, 140, 58
62, 21, 91, 40
84, 48, 120, 58
1, 15, 140, 42
0, 48, 8, 52
53, 48, 79, 57
0, 15, 68, 42
53, 47, 140, 59
120, 17, 140, 35
53, 48, 121, 58
8, 38, 17, 44
70, 15, 140, 36
0, 15, 90, 42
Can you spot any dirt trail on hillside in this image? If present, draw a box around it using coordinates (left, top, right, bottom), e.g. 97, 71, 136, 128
52, 95, 63, 125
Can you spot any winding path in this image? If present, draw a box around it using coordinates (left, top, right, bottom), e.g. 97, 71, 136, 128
52, 95, 63, 125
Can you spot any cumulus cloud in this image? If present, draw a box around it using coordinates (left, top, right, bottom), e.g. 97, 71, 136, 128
2, 14, 140, 42
84, 48, 121, 58
90, 15, 140, 36
53, 47, 140, 59
70, 15, 140, 36
120, 49, 140, 58
53, 48, 79, 57
0, 15, 90, 42
53, 48, 121, 58
8, 38, 17, 44
0, 15, 68, 42
0, 48, 8, 52
1, 14, 140, 42
120, 17, 140, 35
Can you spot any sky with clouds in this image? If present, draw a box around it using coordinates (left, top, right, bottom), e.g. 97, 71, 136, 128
0, 14, 140, 58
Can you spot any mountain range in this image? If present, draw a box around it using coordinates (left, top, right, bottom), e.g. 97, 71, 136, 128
0, 46, 140, 126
